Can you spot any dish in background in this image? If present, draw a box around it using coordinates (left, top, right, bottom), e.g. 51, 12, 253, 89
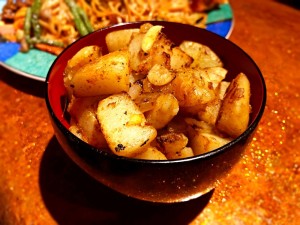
0, 1, 233, 82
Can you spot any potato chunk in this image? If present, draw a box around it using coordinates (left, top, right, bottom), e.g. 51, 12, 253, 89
179, 41, 223, 68
190, 132, 232, 155
68, 96, 108, 148
171, 68, 216, 107
134, 147, 167, 160
145, 93, 179, 129
64, 45, 102, 97
105, 29, 139, 52
97, 94, 157, 157
156, 133, 192, 159
69, 50, 130, 97
216, 73, 251, 138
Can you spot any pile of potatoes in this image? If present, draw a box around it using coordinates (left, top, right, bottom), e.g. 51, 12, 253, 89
64, 23, 251, 160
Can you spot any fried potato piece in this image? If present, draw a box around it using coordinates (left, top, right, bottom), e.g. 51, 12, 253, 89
69, 50, 130, 97
134, 146, 167, 160
145, 93, 179, 129
147, 64, 175, 86
156, 133, 192, 159
105, 29, 139, 52
171, 68, 216, 107
142, 25, 163, 53
64, 45, 102, 97
190, 132, 232, 155
68, 96, 108, 148
128, 24, 173, 75
97, 94, 157, 157
170, 46, 193, 70
179, 41, 223, 68
216, 73, 251, 138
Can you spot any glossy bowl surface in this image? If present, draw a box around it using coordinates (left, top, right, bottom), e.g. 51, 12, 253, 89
45, 21, 266, 203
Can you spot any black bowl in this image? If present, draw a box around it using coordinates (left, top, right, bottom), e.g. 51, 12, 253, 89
45, 21, 266, 203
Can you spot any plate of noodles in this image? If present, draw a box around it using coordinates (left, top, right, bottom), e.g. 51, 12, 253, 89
0, 0, 233, 82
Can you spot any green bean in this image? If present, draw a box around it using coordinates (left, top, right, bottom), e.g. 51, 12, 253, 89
78, 7, 94, 33
65, 0, 89, 36
31, 0, 42, 39
24, 7, 32, 47
39, 38, 65, 48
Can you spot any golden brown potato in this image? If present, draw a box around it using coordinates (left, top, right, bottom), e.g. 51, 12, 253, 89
97, 93, 157, 157
128, 24, 174, 75
201, 67, 228, 89
69, 50, 130, 97
190, 132, 232, 155
68, 96, 108, 148
105, 29, 139, 52
216, 73, 251, 138
179, 41, 223, 68
171, 68, 216, 107
134, 146, 167, 160
170, 46, 193, 70
64, 45, 102, 97
145, 93, 179, 129
147, 64, 176, 86
156, 133, 191, 159
142, 25, 164, 53
197, 98, 222, 125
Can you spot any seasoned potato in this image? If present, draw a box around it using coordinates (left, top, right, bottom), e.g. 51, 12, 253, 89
171, 68, 216, 107
147, 64, 175, 86
68, 96, 108, 148
156, 133, 191, 159
201, 67, 228, 89
197, 98, 222, 125
69, 50, 130, 97
129, 24, 173, 74
216, 73, 251, 138
145, 93, 179, 129
179, 41, 223, 68
134, 146, 167, 160
105, 29, 139, 52
64, 45, 102, 97
190, 132, 232, 155
141, 25, 163, 53
170, 46, 193, 70
97, 93, 157, 157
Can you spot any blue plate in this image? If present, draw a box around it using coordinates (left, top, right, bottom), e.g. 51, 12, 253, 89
0, 2, 233, 81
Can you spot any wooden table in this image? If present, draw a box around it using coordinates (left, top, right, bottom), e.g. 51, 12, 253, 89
1, 0, 299, 224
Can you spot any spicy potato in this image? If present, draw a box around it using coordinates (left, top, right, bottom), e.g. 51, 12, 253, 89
145, 93, 179, 129
179, 41, 223, 68
67, 96, 108, 149
216, 73, 251, 138
105, 28, 139, 52
68, 50, 130, 97
96, 93, 157, 157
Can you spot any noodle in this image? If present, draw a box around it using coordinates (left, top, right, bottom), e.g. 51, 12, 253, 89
2, 0, 218, 54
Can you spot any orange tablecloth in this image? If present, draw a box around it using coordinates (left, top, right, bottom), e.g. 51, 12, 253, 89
1, 0, 299, 224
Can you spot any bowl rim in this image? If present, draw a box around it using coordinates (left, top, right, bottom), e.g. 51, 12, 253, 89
45, 21, 267, 164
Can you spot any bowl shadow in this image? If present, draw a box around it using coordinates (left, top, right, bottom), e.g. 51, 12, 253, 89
39, 137, 214, 225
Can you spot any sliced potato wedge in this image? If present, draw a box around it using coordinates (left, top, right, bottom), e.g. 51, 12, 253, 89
70, 50, 130, 97
216, 73, 251, 138
145, 93, 179, 129
190, 132, 232, 155
105, 29, 139, 52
